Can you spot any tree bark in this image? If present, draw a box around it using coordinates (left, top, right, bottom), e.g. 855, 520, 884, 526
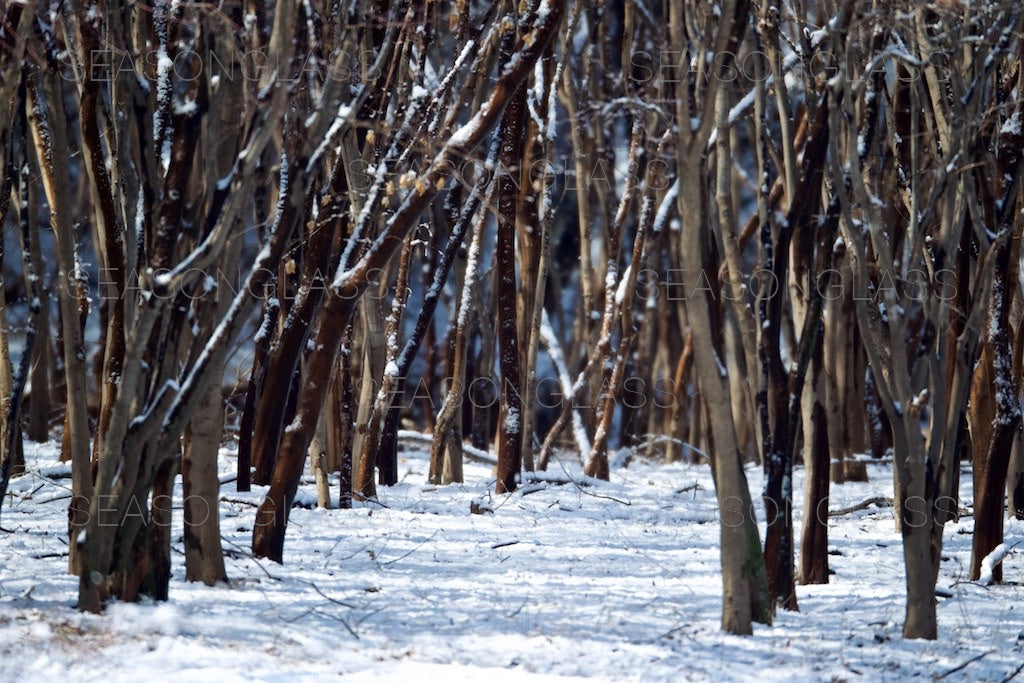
26, 62, 94, 577
183, 383, 229, 585
494, 64, 528, 494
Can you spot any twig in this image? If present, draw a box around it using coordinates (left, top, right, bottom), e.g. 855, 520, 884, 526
308, 581, 356, 609
380, 530, 439, 566
219, 535, 280, 581
933, 649, 994, 680
504, 596, 529, 619
13, 484, 45, 505
309, 607, 360, 639
306, 583, 361, 640
221, 496, 259, 507
1001, 659, 1024, 683
34, 493, 73, 505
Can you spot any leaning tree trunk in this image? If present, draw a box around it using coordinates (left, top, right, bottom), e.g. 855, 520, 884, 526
251, 2, 563, 560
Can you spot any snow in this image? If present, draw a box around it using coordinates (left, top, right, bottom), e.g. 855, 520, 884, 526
503, 405, 520, 434
153, 10, 173, 175
306, 104, 353, 173
614, 266, 632, 305
449, 112, 483, 147
172, 98, 197, 116
1001, 112, 1022, 136
653, 180, 679, 235
977, 537, 1018, 585
2, 442, 1023, 681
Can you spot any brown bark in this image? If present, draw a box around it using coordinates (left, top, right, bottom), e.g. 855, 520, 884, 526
73, 3, 127, 468
494, 59, 528, 494
26, 60, 94, 577
252, 1, 564, 559
799, 330, 830, 585
969, 235, 1020, 582
182, 383, 229, 585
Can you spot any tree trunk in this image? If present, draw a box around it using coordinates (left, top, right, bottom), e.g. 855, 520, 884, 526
969, 236, 1020, 581
237, 299, 278, 491
26, 64, 94, 577
677, 172, 771, 634
353, 294, 388, 499
1009, 434, 1024, 521
22, 169, 50, 444
182, 383, 229, 585
494, 69, 527, 494
799, 334, 830, 584
310, 403, 332, 510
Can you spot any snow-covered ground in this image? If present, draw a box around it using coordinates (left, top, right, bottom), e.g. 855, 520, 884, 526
1, 440, 1023, 681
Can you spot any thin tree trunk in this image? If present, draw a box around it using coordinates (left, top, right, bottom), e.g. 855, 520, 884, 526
352, 293, 388, 499
336, 324, 355, 509
799, 326, 830, 584
310, 402, 332, 510
432, 182, 494, 484
237, 300, 278, 491
21, 159, 50, 444
494, 60, 528, 494
26, 64, 94, 576
356, 230, 414, 489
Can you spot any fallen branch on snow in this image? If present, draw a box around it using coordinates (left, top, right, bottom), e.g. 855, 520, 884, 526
396, 430, 498, 465
829, 496, 893, 517
934, 649, 995, 679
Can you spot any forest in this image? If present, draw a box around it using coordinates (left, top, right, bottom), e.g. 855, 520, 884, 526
1, 0, 1024, 678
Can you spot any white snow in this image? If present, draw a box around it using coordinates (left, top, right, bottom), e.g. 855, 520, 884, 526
614, 266, 632, 305
172, 98, 197, 116
503, 405, 520, 434
306, 104, 352, 173
977, 542, 1014, 585
449, 112, 483, 147
153, 33, 173, 174
653, 180, 680, 235
1001, 112, 1022, 136
2, 442, 1023, 681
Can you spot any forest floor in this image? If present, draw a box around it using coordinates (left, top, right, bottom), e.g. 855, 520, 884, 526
1, 440, 1023, 682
